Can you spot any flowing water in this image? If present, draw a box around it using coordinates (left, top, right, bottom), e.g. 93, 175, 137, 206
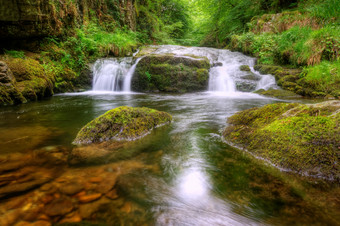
0, 45, 339, 225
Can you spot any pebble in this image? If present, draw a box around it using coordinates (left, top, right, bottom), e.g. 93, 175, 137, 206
78, 193, 102, 203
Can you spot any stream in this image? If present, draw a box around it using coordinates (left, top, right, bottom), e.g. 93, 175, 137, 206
0, 45, 339, 225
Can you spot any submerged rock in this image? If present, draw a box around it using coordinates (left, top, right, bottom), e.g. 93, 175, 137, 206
223, 101, 340, 181
73, 106, 172, 145
254, 88, 302, 99
132, 54, 211, 93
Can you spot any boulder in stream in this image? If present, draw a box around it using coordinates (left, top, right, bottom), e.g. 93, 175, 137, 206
132, 54, 211, 93
223, 101, 340, 181
72, 106, 172, 145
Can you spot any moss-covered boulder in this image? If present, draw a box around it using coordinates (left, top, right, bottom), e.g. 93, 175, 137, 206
239, 65, 251, 71
254, 88, 302, 99
254, 64, 339, 98
0, 61, 26, 105
73, 106, 172, 145
4, 57, 55, 101
132, 54, 211, 93
223, 101, 340, 181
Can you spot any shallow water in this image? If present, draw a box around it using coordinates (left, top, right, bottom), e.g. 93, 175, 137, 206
0, 91, 339, 225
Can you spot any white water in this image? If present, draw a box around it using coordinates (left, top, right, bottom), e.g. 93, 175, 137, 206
122, 57, 143, 92
92, 45, 277, 94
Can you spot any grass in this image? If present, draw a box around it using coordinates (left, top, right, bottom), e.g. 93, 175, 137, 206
4, 50, 25, 59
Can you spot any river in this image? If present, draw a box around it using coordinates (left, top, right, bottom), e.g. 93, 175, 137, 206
0, 45, 338, 225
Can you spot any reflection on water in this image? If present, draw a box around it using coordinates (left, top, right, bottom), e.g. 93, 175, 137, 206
0, 92, 339, 225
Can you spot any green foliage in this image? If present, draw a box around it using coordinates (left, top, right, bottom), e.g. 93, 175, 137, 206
306, 0, 340, 23
231, 24, 339, 66
300, 60, 340, 96
4, 50, 25, 59
145, 71, 152, 81
135, 0, 190, 44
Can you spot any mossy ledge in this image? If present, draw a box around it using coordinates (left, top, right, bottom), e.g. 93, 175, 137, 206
132, 54, 211, 93
223, 101, 340, 181
73, 106, 172, 145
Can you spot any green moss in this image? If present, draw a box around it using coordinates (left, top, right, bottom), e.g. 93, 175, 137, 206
73, 106, 172, 145
132, 54, 210, 93
239, 65, 251, 71
254, 88, 302, 99
223, 101, 340, 181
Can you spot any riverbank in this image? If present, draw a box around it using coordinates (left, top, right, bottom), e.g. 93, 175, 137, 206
227, 9, 339, 99
223, 101, 340, 181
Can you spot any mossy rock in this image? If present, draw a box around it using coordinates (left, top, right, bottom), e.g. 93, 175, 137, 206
223, 101, 340, 181
4, 57, 55, 101
240, 73, 261, 81
254, 88, 302, 99
0, 61, 26, 105
239, 65, 251, 71
132, 54, 211, 93
73, 106, 172, 145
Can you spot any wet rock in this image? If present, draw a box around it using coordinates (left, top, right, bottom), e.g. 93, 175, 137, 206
240, 73, 261, 81
78, 193, 102, 203
132, 54, 211, 93
254, 88, 302, 99
212, 62, 223, 67
58, 183, 84, 196
239, 65, 251, 71
223, 101, 340, 181
15, 221, 51, 226
95, 177, 117, 194
0, 209, 22, 226
0, 61, 26, 105
0, 171, 52, 199
79, 197, 111, 219
44, 197, 74, 217
235, 81, 257, 92
72, 106, 172, 145
68, 145, 112, 165
105, 189, 119, 200
59, 212, 82, 224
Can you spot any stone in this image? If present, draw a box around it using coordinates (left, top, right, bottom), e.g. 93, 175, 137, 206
0, 61, 26, 105
79, 197, 111, 219
58, 183, 84, 196
95, 177, 117, 194
0, 174, 52, 199
240, 73, 261, 81
44, 198, 74, 217
132, 54, 211, 93
239, 65, 251, 71
72, 106, 172, 145
254, 88, 302, 99
223, 101, 340, 181
59, 212, 82, 223
212, 62, 223, 67
105, 189, 119, 200
78, 193, 102, 203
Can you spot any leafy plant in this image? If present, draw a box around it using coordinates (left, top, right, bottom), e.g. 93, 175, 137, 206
4, 50, 25, 59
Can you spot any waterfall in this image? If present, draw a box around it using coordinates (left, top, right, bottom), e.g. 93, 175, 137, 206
92, 57, 140, 92
91, 45, 277, 94
123, 57, 143, 92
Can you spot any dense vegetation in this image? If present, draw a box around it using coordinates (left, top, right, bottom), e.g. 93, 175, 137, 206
186, 0, 339, 97
0, 0, 339, 103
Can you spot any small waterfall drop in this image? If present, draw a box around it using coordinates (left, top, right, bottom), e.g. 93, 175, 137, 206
92, 57, 140, 92
123, 57, 143, 92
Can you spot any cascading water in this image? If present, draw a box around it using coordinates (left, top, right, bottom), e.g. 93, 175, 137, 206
91, 45, 277, 93
92, 57, 140, 92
